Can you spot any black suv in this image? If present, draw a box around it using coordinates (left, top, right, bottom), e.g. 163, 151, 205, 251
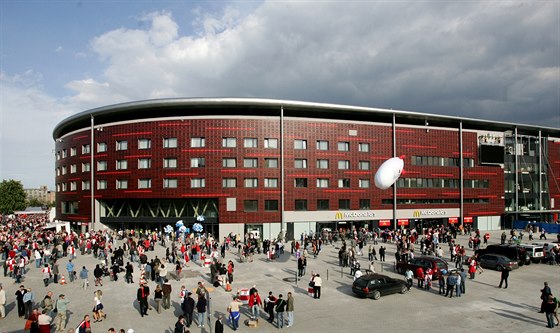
396, 255, 450, 279
476, 244, 530, 266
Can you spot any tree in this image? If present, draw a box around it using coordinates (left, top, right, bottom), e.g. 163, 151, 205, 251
0, 179, 27, 214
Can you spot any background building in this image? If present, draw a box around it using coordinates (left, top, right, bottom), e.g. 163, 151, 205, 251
24, 185, 55, 205
52, 98, 560, 239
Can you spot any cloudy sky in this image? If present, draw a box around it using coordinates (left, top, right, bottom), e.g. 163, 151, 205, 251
1, 0, 559, 189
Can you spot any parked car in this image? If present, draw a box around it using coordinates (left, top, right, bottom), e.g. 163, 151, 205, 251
477, 254, 519, 271
396, 255, 451, 279
352, 273, 408, 300
519, 244, 545, 263
476, 244, 530, 266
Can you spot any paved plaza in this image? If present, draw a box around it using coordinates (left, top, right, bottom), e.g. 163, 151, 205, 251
0, 230, 558, 333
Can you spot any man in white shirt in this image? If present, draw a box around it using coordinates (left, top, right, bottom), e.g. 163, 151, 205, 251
0, 284, 6, 318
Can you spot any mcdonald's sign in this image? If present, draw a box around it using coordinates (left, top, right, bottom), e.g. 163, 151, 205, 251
413, 210, 421, 218
335, 212, 344, 219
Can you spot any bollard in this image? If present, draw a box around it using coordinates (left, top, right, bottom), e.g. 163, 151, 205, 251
381, 262, 384, 272
341, 267, 343, 278
327, 269, 329, 281
295, 270, 298, 288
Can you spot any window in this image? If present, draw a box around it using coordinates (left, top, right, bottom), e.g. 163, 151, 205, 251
359, 179, 370, 188
97, 161, 107, 171
359, 143, 369, 152
97, 180, 108, 190
62, 183, 67, 191
359, 199, 370, 209
339, 199, 351, 210
97, 143, 107, 152
338, 141, 350, 151
138, 138, 151, 149
295, 199, 308, 211
191, 137, 205, 147
338, 178, 350, 188
317, 199, 329, 210
62, 149, 67, 158
338, 160, 350, 170
265, 200, 279, 211
138, 179, 151, 189
82, 181, 90, 190
191, 178, 205, 188
244, 158, 258, 168
82, 144, 90, 154
116, 160, 128, 170
294, 139, 307, 150
70, 164, 77, 174
265, 158, 278, 168
56, 168, 60, 176
244, 200, 258, 212
164, 178, 178, 188
138, 158, 151, 169
295, 178, 308, 188
316, 178, 329, 188
116, 140, 128, 151
70, 147, 77, 156
316, 140, 328, 150
190, 158, 205, 168
264, 178, 278, 188
70, 181, 77, 191
163, 137, 177, 148
163, 158, 178, 168
223, 138, 236, 148
222, 178, 237, 188
316, 159, 329, 169
264, 138, 278, 149
244, 178, 258, 188
116, 180, 128, 189
56, 152, 61, 161
82, 163, 90, 172
358, 161, 370, 170
223, 158, 236, 168
294, 159, 307, 169
244, 138, 258, 148
61, 166, 67, 175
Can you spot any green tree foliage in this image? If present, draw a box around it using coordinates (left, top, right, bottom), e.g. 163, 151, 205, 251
0, 179, 27, 214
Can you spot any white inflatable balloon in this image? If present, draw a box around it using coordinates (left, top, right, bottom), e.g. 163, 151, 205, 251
374, 156, 404, 190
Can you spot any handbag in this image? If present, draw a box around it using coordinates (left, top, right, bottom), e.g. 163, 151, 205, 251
309, 281, 315, 287
24, 319, 33, 330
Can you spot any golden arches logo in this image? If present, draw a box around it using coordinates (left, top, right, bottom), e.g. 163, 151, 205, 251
335, 212, 344, 219
413, 210, 421, 218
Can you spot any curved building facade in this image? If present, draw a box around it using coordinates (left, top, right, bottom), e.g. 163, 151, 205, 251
53, 98, 560, 239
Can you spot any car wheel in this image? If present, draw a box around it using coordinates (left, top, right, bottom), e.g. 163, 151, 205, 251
372, 290, 381, 300
400, 285, 408, 294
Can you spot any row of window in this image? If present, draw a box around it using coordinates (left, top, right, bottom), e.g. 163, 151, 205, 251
56, 138, 373, 160
381, 198, 489, 205
396, 178, 489, 189
411, 156, 475, 168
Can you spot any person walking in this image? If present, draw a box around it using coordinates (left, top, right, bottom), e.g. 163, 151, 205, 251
42, 264, 52, 287
66, 260, 75, 283
162, 279, 172, 310
181, 292, 195, 328
76, 314, 92, 333
498, 268, 509, 289
196, 294, 207, 328
379, 246, 386, 262
544, 295, 557, 328
174, 315, 187, 333
154, 285, 163, 314
313, 274, 322, 299
215, 314, 224, 333
227, 295, 242, 331
38, 309, 53, 333
541, 282, 553, 313
23, 287, 35, 319
286, 292, 294, 328
79, 266, 89, 290
55, 294, 70, 332
94, 264, 104, 287
16, 285, 27, 317
275, 294, 287, 328
92, 290, 106, 322
136, 282, 150, 317
265, 292, 276, 323
405, 268, 413, 290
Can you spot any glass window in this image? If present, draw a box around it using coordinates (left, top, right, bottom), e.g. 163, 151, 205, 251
138, 158, 151, 169
164, 178, 178, 188
294, 139, 307, 150
265, 158, 278, 168
338, 142, 350, 151
359, 179, 370, 188
244, 178, 258, 188
295, 178, 308, 188
223, 158, 236, 167
294, 159, 307, 169
317, 199, 329, 210
70, 164, 77, 174
359, 161, 370, 170
244, 200, 258, 212
339, 199, 351, 210
163, 137, 178, 148
244, 138, 258, 148
223, 137, 237, 148
244, 158, 258, 168
338, 160, 350, 170
116, 141, 127, 151
358, 143, 369, 152
70, 181, 77, 191
222, 178, 237, 188
338, 179, 350, 188
70, 147, 77, 156
61, 166, 67, 175
264, 178, 278, 188
97, 180, 107, 190
138, 179, 151, 189
316, 159, 329, 169
316, 178, 329, 188
82, 162, 90, 172
61, 183, 67, 191
316, 140, 328, 150
191, 158, 205, 168
138, 138, 151, 149
359, 199, 370, 209
264, 138, 278, 149
191, 178, 205, 188
82, 181, 90, 190
164, 158, 178, 168
116, 179, 128, 189
116, 160, 128, 170
82, 144, 90, 154
191, 137, 205, 147
62, 149, 67, 158
97, 161, 107, 171
295, 199, 308, 211
97, 143, 107, 152
265, 200, 278, 211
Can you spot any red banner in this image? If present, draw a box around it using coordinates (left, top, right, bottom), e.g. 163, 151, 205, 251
463, 216, 473, 223
379, 220, 391, 227
397, 219, 409, 226
448, 217, 458, 224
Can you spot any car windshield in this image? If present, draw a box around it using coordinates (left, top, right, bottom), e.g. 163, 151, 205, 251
354, 278, 369, 288
435, 261, 446, 270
